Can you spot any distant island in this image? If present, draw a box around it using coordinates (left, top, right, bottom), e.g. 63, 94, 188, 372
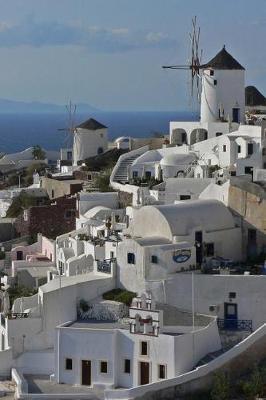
0, 98, 99, 114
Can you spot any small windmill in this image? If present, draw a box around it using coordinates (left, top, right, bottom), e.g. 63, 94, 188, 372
162, 16, 203, 103
58, 100, 77, 148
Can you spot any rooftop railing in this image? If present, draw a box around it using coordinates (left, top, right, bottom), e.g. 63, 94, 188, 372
217, 318, 253, 332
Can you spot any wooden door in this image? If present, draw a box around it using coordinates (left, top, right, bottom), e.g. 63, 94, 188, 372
140, 362, 149, 385
81, 360, 91, 386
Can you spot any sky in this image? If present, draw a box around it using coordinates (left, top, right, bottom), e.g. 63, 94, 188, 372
0, 0, 265, 111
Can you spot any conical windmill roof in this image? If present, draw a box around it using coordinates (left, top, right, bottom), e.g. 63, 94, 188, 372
245, 86, 266, 106
76, 118, 107, 130
202, 46, 245, 70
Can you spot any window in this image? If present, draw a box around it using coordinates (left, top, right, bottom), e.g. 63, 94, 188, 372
238, 145, 241, 153
100, 361, 108, 374
65, 210, 76, 219
132, 171, 138, 178
262, 148, 266, 156
248, 143, 253, 155
216, 132, 222, 137
65, 358, 72, 370
151, 255, 158, 264
158, 364, 166, 379
245, 166, 253, 175
51, 189, 55, 198
127, 253, 135, 264
67, 151, 72, 161
223, 145, 227, 152
140, 341, 148, 356
145, 171, 152, 179
210, 70, 214, 76
124, 359, 131, 374
110, 251, 114, 259
214, 80, 217, 86
180, 195, 191, 200
229, 292, 236, 299
205, 243, 214, 257
230, 171, 236, 176
97, 147, 104, 155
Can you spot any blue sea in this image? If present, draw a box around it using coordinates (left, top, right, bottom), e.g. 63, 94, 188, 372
0, 111, 198, 153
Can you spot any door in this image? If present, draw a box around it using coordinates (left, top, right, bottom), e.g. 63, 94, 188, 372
224, 303, 238, 329
232, 108, 240, 123
81, 360, 91, 386
140, 362, 150, 385
195, 231, 203, 265
247, 229, 257, 258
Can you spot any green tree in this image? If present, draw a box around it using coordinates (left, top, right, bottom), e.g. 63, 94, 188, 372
32, 145, 46, 160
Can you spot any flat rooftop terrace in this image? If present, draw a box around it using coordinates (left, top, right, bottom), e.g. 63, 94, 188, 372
24, 375, 104, 399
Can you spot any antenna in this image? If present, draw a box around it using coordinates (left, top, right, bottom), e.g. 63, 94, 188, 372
58, 100, 77, 148
162, 16, 203, 104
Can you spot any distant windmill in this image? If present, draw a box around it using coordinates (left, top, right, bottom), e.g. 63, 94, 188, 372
162, 16, 203, 103
58, 100, 77, 148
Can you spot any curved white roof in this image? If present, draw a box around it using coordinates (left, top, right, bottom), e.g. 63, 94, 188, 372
131, 200, 236, 240
84, 206, 111, 220
160, 153, 196, 167
115, 136, 131, 143
132, 150, 162, 166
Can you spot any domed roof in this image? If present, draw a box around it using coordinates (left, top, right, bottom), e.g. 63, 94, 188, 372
160, 153, 196, 167
84, 206, 110, 219
115, 136, 130, 143
131, 200, 236, 240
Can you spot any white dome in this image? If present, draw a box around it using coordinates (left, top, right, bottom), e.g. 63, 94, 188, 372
131, 200, 236, 240
115, 136, 130, 143
160, 153, 196, 167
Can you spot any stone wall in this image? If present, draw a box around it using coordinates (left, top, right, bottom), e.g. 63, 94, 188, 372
15, 197, 76, 239
228, 178, 266, 257
118, 190, 133, 208
41, 177, 83, 200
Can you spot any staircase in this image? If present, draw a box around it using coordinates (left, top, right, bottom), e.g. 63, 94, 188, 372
196, 348, 225, 367
3, 252, 11, 270
111, 146, 149, 185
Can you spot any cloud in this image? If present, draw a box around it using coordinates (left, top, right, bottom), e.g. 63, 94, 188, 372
0, 16, 175, 53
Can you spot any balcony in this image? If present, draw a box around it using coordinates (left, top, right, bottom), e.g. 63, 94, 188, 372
97, 259, 114, 274
217, 318, 252, 332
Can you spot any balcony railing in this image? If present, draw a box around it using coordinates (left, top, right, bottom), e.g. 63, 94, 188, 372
97, 259, 114, 274
217, 318, 252, 332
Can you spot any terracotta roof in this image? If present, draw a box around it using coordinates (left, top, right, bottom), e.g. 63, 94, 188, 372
245, 86, 266, 106
76, 118, 107, 130
202, 46, 245, 70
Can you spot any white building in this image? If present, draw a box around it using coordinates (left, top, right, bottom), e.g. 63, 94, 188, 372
170, 47, 245, 146
118, 200, 242, 293
55, 293, 221, 389
73, 118, 108, 166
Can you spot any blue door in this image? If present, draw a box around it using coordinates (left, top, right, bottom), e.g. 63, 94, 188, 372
232, 108, 240, 123
224, 303, 238, 329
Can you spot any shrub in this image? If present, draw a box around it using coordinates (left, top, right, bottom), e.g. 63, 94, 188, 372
240, 365, 264, 399
211, 372, 230, 400
102, 289, 136, 306
79, 299, 90, 313
7, 286, 38, 307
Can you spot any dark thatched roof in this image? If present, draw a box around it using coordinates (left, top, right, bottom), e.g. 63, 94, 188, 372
245, 86, 266, 106
203, 46, 245, 70
76, 118, 107, 130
